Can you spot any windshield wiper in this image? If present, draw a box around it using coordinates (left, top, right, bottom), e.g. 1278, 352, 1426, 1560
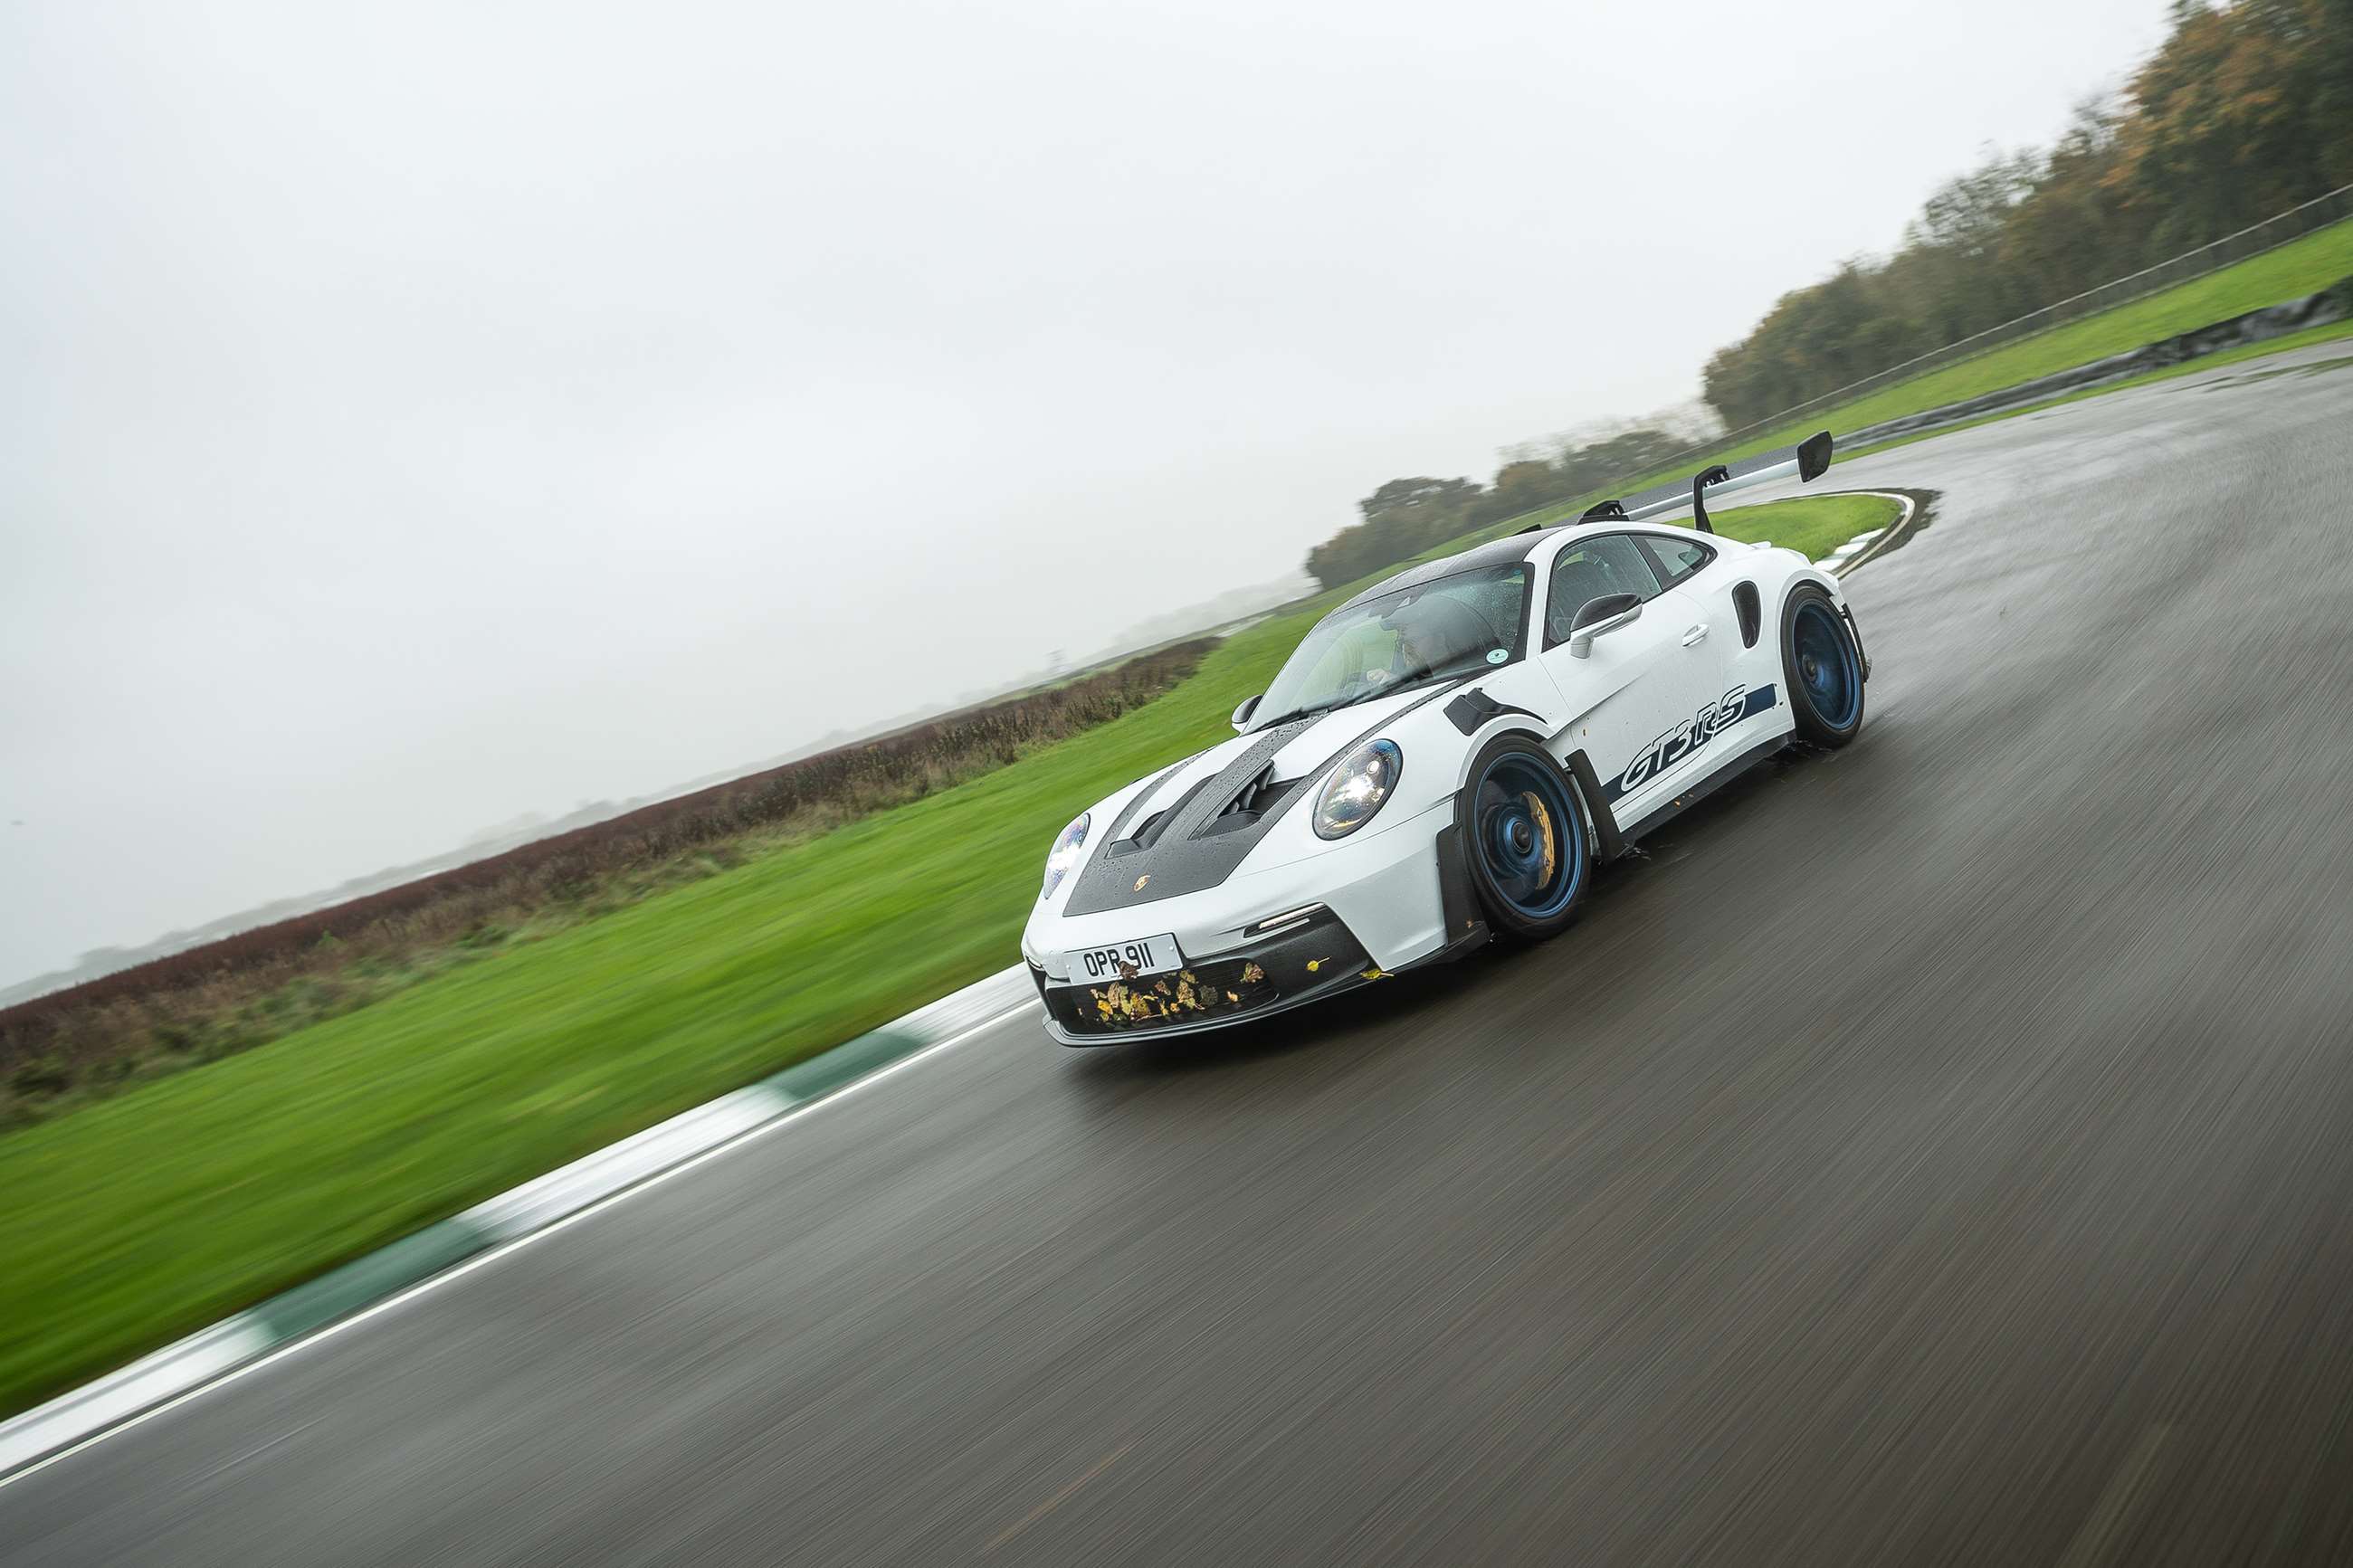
1249, 695, 1354, 731
1253, 660, 1486, 731
1385, 659, 1481, 692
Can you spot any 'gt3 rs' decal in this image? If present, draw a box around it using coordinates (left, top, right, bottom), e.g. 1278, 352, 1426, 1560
1605, 684, 1777, 802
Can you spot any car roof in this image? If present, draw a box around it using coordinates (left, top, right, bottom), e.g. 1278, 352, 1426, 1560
1333, 535, 1541, 613
1333, 518, 1732, 616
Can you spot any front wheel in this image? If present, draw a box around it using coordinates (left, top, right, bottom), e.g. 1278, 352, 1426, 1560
1455, 734, 1592, 940
1782, 584, 1866, 746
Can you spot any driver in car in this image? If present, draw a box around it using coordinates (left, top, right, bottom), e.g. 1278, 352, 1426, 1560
1383, 598, 1490, 684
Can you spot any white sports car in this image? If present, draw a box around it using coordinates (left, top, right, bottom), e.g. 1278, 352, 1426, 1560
1023, 432, 1870, 1043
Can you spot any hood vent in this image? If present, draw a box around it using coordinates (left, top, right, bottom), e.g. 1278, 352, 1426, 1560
1230, 764, 1278, 816
1203, 763, 1300, 837
1109, 772, 1219, 856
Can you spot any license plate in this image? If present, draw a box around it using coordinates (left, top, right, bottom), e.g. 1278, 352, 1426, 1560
1068, 934, 1183, 984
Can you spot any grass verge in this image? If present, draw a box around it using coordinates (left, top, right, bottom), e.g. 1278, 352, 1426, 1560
1842, 315, 2353, 462
0, 495, 1873, 1421
1437, 218, 2353, 554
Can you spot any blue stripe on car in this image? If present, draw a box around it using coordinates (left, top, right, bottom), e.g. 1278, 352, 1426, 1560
1603, 684, 1777, 803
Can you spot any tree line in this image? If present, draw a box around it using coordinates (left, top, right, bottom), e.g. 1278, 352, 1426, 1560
1704, 0, 2353, 426
1305, 413, 1717, 589
1306, 0, 2353, 590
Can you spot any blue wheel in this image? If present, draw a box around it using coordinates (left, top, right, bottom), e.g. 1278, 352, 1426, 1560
1784, 587, 1865, 744
1458, 736, 1589, 936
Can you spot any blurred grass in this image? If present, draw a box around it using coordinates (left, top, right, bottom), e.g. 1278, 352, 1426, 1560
0, 490, 1884, 1420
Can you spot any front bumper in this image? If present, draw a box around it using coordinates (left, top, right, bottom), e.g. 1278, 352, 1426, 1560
1034, 905, 1377, 1045
1027, 795, 1455, 983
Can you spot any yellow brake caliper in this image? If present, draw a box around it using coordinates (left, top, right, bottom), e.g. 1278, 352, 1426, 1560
1519, 791, 1558, 886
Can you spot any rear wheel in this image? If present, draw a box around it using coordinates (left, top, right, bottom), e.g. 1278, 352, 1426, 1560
1782, 584, 1865, 746
1456, 735, 1591, 940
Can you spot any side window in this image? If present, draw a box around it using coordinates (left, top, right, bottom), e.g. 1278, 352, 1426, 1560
1544, 535, 1665, 646
1637, 534, 1715, 587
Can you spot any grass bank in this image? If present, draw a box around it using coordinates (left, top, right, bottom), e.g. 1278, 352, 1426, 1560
0, 495, 1883, 1421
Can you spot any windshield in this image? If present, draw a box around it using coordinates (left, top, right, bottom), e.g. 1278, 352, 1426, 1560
1252, 564, 1528, 730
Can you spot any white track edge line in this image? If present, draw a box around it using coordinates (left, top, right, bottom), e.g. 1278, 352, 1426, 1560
0, 995, 1040, 1492
1830, 491, 1919, 578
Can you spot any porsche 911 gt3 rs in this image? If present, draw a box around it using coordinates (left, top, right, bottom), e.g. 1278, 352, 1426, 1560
1022, 432, 1871, 1043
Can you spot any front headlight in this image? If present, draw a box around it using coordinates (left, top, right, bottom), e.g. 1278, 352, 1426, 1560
1040, 812, 1090, 899
1313, 739, 1401, 840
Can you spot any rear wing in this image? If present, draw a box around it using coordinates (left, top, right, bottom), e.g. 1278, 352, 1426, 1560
1553, 430, 1834, 536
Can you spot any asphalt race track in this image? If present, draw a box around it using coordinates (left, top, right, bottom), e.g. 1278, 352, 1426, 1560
9, 342, 2353, 1565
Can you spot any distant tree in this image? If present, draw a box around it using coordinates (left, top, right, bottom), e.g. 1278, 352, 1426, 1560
1697, 0, 2353, 427
2110, 0, 2306, 242
2315, 0, 2353, 184
1305, 475, 1487, 588
1356, 476, 1481, 520
1490, 459, 1562, 508
1996, 97, 2136, 303
1560, 425, 1695, 492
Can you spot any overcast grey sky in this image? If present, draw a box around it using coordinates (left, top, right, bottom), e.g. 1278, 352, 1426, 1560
1, 0, 2166, 985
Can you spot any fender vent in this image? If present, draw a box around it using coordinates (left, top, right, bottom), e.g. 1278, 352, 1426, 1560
1733, 582, 1762, 648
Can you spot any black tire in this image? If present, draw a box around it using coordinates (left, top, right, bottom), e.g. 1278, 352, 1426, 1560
1781, 584, 1866, 746
1454, 734, 1593, 940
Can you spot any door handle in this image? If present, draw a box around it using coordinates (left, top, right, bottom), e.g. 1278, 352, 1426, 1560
1682, 624, 1709, 647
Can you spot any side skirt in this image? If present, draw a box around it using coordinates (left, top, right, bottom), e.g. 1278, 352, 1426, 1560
1617, 732, 1788, 849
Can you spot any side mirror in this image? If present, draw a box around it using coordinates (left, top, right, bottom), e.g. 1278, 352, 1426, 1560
1567, 594, 1643, 659
1231, 694, 1261, 732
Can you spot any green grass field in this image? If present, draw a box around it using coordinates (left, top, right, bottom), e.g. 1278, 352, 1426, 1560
0, 493, 1896, 1421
